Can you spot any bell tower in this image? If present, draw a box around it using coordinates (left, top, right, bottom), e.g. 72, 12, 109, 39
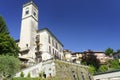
19, 1, 38, 50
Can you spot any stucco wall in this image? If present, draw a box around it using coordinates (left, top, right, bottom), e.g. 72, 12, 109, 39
94, 70, 120, 80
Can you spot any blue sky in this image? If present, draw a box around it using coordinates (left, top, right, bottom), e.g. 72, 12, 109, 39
0, 0, 120, 52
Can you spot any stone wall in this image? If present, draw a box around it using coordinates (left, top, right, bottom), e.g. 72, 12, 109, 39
55, 60, 93, 80
15, 60, 55, 78
15, 60, 93, 80
15, 62, 42, 77
94, 70, 120, 80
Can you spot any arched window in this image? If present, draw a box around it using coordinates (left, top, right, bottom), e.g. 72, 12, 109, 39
25, 7, 29, 15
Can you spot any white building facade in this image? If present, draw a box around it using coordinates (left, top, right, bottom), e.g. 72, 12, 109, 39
18, 1, 64, 63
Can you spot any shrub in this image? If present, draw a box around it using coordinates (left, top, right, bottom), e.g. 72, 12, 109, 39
88, 66, 96, 74
0, 55, 20, 79
99, 65, 108, 73
27, 72, 31, 78
20, 72, 24, 77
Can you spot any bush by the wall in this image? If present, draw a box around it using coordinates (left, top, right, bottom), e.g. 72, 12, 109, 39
20, 72, 24, 77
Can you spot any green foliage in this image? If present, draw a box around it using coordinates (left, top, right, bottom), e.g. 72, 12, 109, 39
88, 66, 96, 74
109, 59, 120, 69
20, 72, 24, 77
105, 48, 114, 56
92, 59, 120, 74
0, 16, 20, 80
0, 55, 20, 79
0, 33, 19, 57
0, 16, 19, 57
39, 72, 43, 78
13, 77, 35, 80
27, 72, 31, 78
117, 49, 120, 53
81, 52, 100, 71
0, 16, 9, 34
98, 65, 108, 73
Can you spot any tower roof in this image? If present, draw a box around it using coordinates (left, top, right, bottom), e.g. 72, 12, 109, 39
23, 1, 38, 9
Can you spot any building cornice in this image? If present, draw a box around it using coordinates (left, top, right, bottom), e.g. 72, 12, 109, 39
23, 1, 38, 9
22, 15, 38, 22
38, 28, 64, 47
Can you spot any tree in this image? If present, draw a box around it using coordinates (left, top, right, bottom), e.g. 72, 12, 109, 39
81, 51, 100, 71
20, 72, 24, 77
98, 65, 108, 73
0, 16, 19, 57
27, 72, 31, 78
0, 16, 9, 34
0, 33, 19, 57
105, 48, 114, 56
109, 59, 120, 69
117, 49, 120, 53
0, 55, 20, 79
88, 66, 96, 74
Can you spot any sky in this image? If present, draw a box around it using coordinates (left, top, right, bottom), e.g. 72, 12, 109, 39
0, 0, 120, 52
